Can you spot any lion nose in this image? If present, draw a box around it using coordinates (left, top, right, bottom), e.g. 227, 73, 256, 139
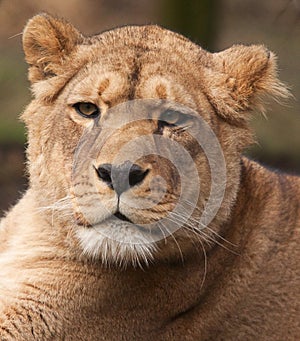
95, 161, 149, 196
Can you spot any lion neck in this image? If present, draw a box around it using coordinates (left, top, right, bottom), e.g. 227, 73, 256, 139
10, 157, 281, 338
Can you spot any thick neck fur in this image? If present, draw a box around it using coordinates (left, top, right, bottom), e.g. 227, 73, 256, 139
1, 157, 299, 340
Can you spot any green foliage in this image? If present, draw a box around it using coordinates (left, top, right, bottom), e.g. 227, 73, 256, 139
161, 0, 218, 50
0, 122, 25, 144
0, 49, 29, 143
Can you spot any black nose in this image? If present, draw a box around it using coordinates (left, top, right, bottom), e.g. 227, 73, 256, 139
95, 161, 149, 196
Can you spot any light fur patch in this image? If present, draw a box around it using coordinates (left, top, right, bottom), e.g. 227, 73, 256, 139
76, 225, 156, 267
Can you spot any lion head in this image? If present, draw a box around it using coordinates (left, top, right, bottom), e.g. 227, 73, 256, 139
21, 14, 288, 267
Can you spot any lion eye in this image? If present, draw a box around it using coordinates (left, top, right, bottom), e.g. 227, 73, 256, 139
159, 110, 186, 126
73, 102, 100, 118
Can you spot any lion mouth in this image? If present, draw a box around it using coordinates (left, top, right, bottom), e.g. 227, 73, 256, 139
113, 211, 133, 223
111, 211, 165, 238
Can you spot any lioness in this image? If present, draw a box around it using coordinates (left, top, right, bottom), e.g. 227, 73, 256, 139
0, 13, 299, 341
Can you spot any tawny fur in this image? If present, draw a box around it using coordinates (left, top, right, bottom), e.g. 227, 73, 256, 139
0, 13, 299, 340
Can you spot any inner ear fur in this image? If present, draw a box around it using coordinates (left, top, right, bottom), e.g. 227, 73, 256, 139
207, 44, 290, 125
23, 13, 84, 83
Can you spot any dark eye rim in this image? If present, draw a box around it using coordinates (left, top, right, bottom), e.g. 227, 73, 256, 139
73, 102, 100, 119
159, 110, 190, 127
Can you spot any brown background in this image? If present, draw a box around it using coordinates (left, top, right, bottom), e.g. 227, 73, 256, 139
0, 0, 299, 215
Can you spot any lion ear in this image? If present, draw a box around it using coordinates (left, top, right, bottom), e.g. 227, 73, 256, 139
22, 13, 84, 83
208, 45, 290, 124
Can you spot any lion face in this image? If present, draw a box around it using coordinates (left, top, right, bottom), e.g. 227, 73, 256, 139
21, 14, 288, 267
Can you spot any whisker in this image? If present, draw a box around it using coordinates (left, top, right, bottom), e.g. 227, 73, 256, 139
198, 238, 207, 290
8, 32, 23, 39
148, 212, 168, 244
177, 201, 238, 248
35, 195, 73, 227
37, 195, 73, 212
158, 221, 184, 264
164, 209, 239, 255
162, 216, 208, 288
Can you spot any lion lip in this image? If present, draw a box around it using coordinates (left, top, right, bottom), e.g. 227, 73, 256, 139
113, 211, 133, 223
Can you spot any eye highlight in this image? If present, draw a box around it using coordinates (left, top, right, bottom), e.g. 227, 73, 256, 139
73, 102, 100, 118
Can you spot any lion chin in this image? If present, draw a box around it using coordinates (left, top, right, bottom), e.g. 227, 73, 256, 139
76, 220, 157, 268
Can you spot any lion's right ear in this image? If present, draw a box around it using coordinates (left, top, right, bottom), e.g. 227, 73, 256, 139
23, 13, 83, 83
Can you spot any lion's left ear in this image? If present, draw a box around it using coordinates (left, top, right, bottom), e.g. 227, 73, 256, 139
207, 45, 290, 124
23, 13, 84, 83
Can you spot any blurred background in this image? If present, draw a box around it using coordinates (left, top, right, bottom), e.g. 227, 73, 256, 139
0, 0, 299, 215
